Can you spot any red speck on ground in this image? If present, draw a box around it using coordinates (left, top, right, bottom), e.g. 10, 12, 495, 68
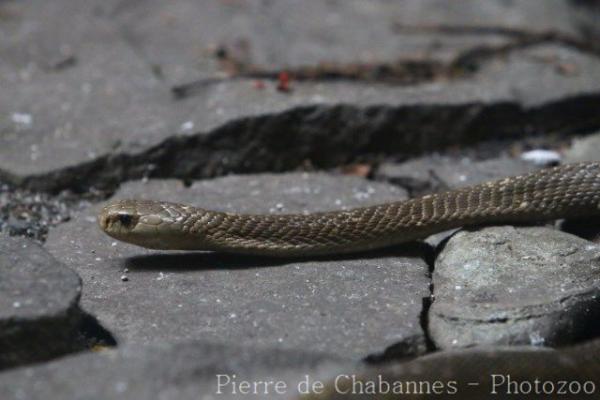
276, 71, 292, 92
253, 80, 266, 90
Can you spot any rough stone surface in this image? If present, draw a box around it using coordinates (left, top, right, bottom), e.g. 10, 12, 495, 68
0, 234, 83, 369
564, 130, 600, 163
45, 173, 431, 360
0, 340, 352, 400
1, 1, 600, 192
314, 339, 600, 399
429, 226, 600, 349
375, 155, 541, 196
559, 131, 600, 242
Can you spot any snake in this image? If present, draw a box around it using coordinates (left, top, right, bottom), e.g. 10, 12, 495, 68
98, 162, 600, 257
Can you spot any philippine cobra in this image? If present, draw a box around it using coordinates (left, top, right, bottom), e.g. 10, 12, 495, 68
98, 162, 600, 257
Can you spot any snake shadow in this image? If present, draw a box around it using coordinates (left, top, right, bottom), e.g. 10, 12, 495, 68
124, 242, 431, 272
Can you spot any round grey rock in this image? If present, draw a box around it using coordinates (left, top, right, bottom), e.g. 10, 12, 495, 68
429, 226, 600, 349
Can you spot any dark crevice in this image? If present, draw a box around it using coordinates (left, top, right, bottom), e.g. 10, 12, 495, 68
364, 334, 430, 365
363, 242, 437, 364
419, 240, 438, 354
419, 293, 437, 352
173, 24, 600, 100
0, 303, 116, 371
76, 311, 118, 349
4, 94, 600, 194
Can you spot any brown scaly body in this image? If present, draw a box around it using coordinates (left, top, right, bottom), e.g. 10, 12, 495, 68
99, 162, 600, 257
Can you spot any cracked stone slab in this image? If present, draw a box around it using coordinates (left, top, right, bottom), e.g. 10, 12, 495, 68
0, 234, 83, 369
114, 0, 577, 85
312, 339, 600, 399
0, 340, 352, 400
374, 155, 540, 196
429, 226, 600, 349
45, 173, 431, 360
2, 1, 600, 192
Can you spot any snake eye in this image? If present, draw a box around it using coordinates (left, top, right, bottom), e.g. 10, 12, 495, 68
118, 214, 134, 227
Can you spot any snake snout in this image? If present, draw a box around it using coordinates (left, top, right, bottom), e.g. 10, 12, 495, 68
98, 213, 108, 230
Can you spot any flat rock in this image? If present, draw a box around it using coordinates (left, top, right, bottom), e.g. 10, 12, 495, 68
1, 1, 600, 191
429, 226, 600, 349
0, 234, 83, 369
45, 173, 431, 360
316, 339, 600, 399
564, 130, 600, 163
375, 155, 540, 196
0, 340, 351, 400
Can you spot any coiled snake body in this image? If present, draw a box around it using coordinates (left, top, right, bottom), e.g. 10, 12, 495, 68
99, 162, 600, 256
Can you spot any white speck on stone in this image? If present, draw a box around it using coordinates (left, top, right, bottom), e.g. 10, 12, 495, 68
11, 112, 33, 127
277, 337, 284, 343
520, 149, 561, 166
157, 272, 165, 281
114, 381, 128, 393
111, 242, 117, 247
120, 275, 128, 282
123, 268, 129, 273
229, 313, 237, 319
458, 174, 467, 182
455, 285, 462, 290
180, 120, 194, 132
275, 203, 284, 210
529, 332, 545, 346
216, 298, 221, 303
95, 257, 102, 261
177, 304, 183, 308
85, 216, 96, 223
452, 339, 458, 345
334, 199, 342, 206
13, 301, 21, 308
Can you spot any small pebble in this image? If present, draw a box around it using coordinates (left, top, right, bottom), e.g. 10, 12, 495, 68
121, 275, 129, 282
520, 149, 561, 166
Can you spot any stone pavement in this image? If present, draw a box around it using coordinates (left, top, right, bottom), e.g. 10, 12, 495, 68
2, 0, 600, 399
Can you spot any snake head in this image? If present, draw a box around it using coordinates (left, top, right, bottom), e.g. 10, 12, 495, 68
98, 199, 199, 250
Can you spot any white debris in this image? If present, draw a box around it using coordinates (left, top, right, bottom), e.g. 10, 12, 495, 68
180, 120, 194, 132
529, 332, 545, 346
520, 149, 561, 166
11, 112, 33, 127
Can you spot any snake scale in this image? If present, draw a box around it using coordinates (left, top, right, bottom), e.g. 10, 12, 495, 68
99, 162, 600, 256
